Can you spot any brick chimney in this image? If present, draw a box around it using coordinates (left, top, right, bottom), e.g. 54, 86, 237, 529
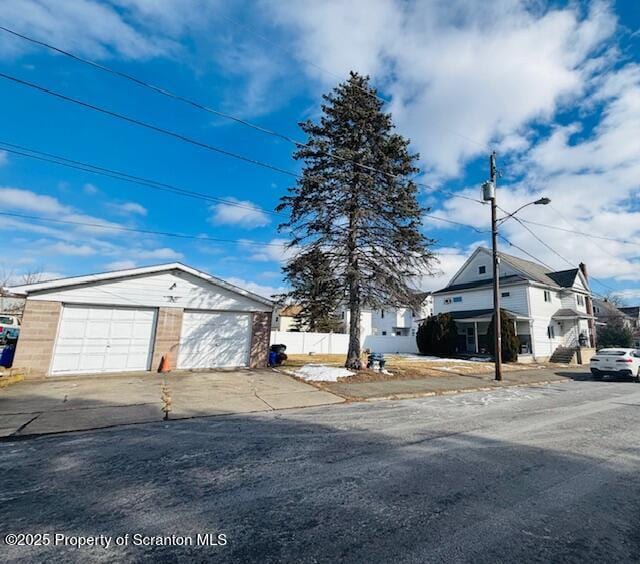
579, 262, 596, 348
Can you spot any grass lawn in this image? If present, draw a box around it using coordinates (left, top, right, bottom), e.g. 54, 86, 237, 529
283, 353, 546, 382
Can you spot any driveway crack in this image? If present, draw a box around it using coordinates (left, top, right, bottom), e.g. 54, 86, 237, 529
12, 412, 42, 436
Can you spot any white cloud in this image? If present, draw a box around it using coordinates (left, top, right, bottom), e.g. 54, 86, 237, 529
83, 183, 99, 195
105, 260, 138, 271
265, 0, 617, 177
110, 201, 148, 216
0, 151, 8, 167
131, 247, 183, 260
0, 0, 179, 61
48, 242, 96, 256
224, 276, 286, 299
209, 198, 270, 228
0, 187, 72, 215
239, 238, 296, 263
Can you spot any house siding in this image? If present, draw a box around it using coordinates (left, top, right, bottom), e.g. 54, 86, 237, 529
434, 284, 529, 316
26, 271, 270, 312
449, 250, 520, 286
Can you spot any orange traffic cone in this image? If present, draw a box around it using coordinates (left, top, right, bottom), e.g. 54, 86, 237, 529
158, 353, 171, 373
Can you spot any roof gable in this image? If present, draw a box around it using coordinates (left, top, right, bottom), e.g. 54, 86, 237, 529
6, 262, 273, 307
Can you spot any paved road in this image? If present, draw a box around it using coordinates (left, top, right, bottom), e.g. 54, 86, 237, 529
1, 377, 639, 563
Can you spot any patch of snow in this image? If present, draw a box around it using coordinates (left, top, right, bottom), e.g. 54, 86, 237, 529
294, 364, 354, 382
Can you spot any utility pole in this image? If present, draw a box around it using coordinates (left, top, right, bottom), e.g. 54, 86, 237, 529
490, 151, 502, 381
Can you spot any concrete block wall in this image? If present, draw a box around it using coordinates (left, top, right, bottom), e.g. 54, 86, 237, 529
250, 312, 272, 368
151, 307, 184, 371
12, 300, 61, 378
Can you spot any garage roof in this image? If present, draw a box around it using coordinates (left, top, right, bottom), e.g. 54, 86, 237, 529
6, 262, 274, 307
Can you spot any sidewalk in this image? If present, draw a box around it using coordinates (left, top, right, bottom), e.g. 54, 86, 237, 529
320, 368, 586, 401
0, 369, 343, 439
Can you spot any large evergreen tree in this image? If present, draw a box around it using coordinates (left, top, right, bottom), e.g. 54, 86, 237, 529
278, 72, 435, 369
282, 247, 344, 333
487, 309, 520, 362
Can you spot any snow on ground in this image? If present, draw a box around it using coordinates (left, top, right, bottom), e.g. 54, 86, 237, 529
396, 354, 490, 363
293, 364, 354, 382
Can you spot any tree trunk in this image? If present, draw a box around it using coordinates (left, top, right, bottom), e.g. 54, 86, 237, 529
345, 203, 362, 370
346, 280, 362, 369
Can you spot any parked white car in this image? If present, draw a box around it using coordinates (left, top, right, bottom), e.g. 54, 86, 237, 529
0, 314, 20, 344
590, 348, 640, 381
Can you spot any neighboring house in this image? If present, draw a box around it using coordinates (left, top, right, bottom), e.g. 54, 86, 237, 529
433, 247, 594, 361
619, 306, 640, 347
6, 263, 273, 378
337, 293, 433, 337
619, 306, 640, 329
593, 299, 633, 330
271, 305, 304, 332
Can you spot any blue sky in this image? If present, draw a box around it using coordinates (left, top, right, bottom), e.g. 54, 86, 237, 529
0, 0, 638, 301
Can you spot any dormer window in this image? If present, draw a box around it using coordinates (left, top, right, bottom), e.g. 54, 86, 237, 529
577, 295, 585, 306
544, 290, 551, 302
478, 265, 486, 274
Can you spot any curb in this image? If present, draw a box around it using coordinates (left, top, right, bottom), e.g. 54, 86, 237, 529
0, 373, 24, 389
354, 377, 570, 402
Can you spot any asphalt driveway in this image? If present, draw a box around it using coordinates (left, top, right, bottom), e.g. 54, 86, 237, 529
0, 370, 343, 438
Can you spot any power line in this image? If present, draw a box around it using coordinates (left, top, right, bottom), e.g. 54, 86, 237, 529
9, 135, 636, 256
0, 28, 486, 205
0, 71, 300, 178
424, 214, 490, 234
0, 141, 283, 216
519, 218, 640, 248
0, 207, 609, 298
0, 25, 304, 145
0, 210, 287, 247
497, 206, 616, 293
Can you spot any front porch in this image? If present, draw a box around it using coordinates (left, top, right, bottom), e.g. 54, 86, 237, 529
449, 309, 532, 356
551, 308, 594, 349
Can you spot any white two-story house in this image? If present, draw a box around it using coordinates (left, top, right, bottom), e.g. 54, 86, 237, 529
433, 247, 594, 361
337, 292, 433, 337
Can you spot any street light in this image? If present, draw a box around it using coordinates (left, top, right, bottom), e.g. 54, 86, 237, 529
482, 152, 551, 381
497, 197, 551, 225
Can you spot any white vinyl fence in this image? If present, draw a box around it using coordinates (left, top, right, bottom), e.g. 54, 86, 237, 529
270, 331, 418, 355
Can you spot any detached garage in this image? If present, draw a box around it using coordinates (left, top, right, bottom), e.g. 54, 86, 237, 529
7, 263, 273, 378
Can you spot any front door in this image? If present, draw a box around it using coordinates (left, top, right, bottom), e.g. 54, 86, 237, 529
466, 326, 476, 353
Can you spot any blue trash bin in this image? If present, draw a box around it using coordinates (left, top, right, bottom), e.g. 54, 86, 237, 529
0, 345, 16, 368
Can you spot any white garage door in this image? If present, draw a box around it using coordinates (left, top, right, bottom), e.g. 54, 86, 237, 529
51, 305, 156, 375
178, 311, 251, 369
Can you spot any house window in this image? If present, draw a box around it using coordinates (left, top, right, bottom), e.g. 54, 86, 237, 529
547, 325, 555, 339
453, 297, 463, 303
577, 295, 585, 306
478, 265, 486, 274
382, 331, 387, 336
341, 311, 345, 319
381, 310, 385, 318
501, 291, 510, 298
544, 290, 551, 302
